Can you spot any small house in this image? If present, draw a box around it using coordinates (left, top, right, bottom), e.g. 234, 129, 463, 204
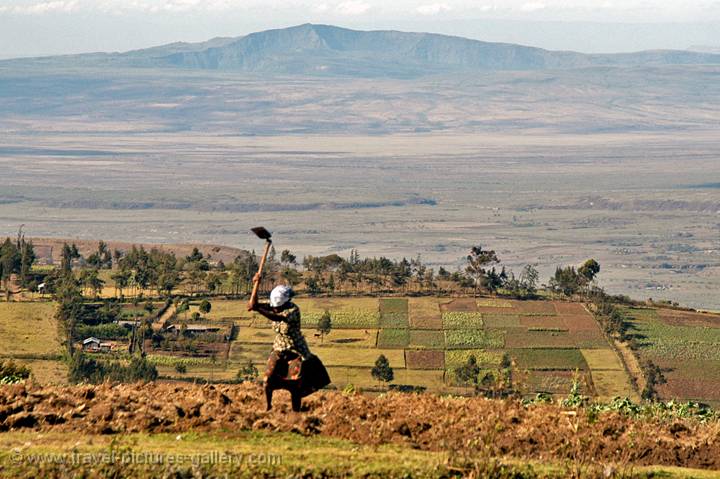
82, 337, 112, 352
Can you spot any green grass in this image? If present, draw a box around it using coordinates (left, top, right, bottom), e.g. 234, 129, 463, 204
442, 312, 484, 329
630, 314, 720, 360
444, 329, 505, 349
408, 330, 445, 349
510, 349, 588, 370
377, 328, 410, 348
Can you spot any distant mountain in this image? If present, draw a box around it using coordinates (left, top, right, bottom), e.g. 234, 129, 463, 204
688, 45, 720, 54
4, 24, 720, 77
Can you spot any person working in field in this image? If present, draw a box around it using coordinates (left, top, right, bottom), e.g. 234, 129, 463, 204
248, 279, 330, 412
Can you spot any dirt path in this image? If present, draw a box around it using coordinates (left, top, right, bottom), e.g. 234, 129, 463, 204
615, 340, 646, 394
152, 304, 176, 332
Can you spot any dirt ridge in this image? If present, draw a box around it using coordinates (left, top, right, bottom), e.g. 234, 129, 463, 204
1, 382, 719, 470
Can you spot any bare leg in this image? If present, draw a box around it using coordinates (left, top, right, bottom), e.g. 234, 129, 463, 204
265, 381, 274, 411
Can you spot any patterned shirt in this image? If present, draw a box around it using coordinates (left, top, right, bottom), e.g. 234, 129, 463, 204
271, 302, 311, 358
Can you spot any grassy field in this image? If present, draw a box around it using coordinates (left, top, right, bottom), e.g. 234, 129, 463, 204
1, 429, 716, 478
0, 303, 59, 356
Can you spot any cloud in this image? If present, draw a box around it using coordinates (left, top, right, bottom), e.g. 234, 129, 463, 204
4, 0, 80, 14
335, 0, 370, 15
519, 1, 546, 12
416, 3, 451, 15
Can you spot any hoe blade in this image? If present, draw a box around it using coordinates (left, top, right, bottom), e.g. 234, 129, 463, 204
251, 226, 272, 240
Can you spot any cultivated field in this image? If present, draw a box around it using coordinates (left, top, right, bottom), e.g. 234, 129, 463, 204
149, 297, 636, 400
623, 306, 720, 407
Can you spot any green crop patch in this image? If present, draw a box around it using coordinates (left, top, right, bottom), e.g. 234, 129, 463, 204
379, 312, 409, 329
302, 310, 379, 329
444, 350, 505, 369
510, 349, 588, 370
377, 328, 410, 348
379, 298, 408, 314
405, 350, 445, 370
505, 330, 577, 349
408, 329, 445, 349
445, 329, 505, 349
442, 312, 484, 329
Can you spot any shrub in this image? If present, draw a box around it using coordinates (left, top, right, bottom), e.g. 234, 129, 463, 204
0, 360, 31, 384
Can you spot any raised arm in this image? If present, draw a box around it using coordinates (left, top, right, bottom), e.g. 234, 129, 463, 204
252, 303, 291, 322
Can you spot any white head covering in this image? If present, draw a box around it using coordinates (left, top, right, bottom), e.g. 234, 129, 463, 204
269, 285, 293, 308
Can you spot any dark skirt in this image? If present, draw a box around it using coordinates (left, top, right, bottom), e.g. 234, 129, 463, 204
265, 350, 331, 397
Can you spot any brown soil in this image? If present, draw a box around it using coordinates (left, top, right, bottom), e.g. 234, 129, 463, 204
405, 350, 445, 370
2, 382, 720, 469
439, 299, 477, 313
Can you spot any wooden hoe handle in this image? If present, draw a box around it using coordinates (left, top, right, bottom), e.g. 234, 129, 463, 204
248, 240, 272, 310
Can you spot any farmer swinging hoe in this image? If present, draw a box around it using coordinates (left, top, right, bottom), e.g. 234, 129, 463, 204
247, 227, 331, 412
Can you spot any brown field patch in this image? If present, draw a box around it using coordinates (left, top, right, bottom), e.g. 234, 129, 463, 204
408, 298, 442, 329
511, 301, 558, 315
505, 330, 577, 349
553, 302, 588, 315
561, 313, 599, 331
405, 350, 445, 370
657, 309, 720, 328
439, 298, 477, 313
519, 316, 567, 329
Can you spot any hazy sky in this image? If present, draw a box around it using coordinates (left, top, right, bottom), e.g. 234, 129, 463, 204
1, 0, 720, 57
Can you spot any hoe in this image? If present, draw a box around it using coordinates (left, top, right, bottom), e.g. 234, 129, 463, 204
247, 226, 272, 310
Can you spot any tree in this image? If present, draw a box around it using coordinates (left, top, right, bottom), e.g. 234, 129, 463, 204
60, 243, 80, 274
578, 259, 600, 283
454, 354, 480, 387
280, 249, 297, 266
519, 265, 539, 296
199, 299, 212, 315
54, 276, 83, 356
371, 354, 394, 384
237, 360, 259, 382
465, 246, 499, 295
317, 310, 332, 343
641, 360, 667, 400
0, 238, 21, 301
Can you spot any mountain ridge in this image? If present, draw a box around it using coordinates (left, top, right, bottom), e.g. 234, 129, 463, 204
3, 23, 720, 77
